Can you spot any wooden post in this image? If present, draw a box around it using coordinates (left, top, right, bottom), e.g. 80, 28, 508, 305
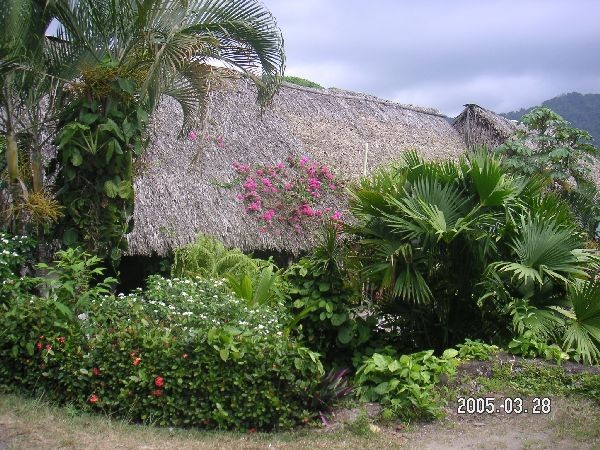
363, 142, 369, 176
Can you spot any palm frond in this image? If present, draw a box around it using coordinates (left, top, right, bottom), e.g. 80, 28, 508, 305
561, 280, 600, 364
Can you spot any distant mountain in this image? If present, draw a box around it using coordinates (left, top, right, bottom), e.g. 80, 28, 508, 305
501, 92, 600, 143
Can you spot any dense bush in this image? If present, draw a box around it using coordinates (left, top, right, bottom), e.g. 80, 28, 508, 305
285, 226, 374, 365
0, 260, 324, 430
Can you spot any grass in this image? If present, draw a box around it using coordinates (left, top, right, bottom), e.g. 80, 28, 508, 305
0, 393, 402, 450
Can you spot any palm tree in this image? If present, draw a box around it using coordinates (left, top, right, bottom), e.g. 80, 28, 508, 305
54, 0, 285, 132
348, 150, 598, 350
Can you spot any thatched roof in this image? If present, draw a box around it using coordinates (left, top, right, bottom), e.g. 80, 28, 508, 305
127, 76, 468, 256
453, 104, 518, 150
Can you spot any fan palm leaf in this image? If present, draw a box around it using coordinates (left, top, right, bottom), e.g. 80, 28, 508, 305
558, 280, 600, 364
491, 216, 595, 287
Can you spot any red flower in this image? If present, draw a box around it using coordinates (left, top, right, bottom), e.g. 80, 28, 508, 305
248, 428, 257, 434
152, 389, 163, 397
155, 376, 164, 388
92, 367, 100, 376
132, 357, 141, 366
182, 353, 189, 359
56, 337, 65, 344
45, 344, 52, 351
36, 342, 42, 350
89, 394, 99, 404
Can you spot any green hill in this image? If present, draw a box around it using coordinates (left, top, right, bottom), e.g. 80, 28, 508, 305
501, 92, 600, 143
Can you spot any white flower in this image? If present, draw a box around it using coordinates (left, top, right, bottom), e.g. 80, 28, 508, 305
77, 313, 89, 321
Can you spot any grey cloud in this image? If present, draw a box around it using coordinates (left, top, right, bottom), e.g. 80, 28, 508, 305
263, 0, 600, 115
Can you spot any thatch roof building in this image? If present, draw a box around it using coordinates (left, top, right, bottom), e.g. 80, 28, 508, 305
452, 104, 518, 150
127, 76, 467, 256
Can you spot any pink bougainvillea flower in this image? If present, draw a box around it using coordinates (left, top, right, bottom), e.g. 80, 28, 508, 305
187, 130, 197, 141
132, 357, 141, 366
93, 367, 100, 376
263, 209, 276, 223
307, 177, 321, 190
262, 177, 273, 188
299, 155, 310, 167
276, 162, 284, 170
258, 226, 267, 233
216, 136, 224, 148
89, 394, 99, 404
284, 182, 293, 190
331, 211, 343, 221
45, 344, 52, 351
56, 336, 65, 344
256, 169, 264, 176
328, 184, 337, 190
298, 204, 315, 217
247, 200, 262, 212
155, 376, 164, 388
243, 177, 258, 191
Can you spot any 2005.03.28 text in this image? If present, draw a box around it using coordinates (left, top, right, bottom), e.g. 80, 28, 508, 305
457, 397, 551, 414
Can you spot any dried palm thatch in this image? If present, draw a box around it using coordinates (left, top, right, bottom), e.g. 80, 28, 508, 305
453, 103, 518, 150
127, 75, 467, 256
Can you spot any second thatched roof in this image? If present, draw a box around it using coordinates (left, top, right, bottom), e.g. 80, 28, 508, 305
127, 76, 467, 256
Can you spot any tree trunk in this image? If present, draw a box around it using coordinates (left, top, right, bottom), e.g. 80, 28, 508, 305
6, 131, 19, 184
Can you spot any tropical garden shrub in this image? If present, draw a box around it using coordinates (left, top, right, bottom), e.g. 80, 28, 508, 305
0, 256, 324, 430
232, 155, 345, 235
171, 233, 288, 307
495, 107, 600, 239
355, 349, 459, 421
284, 226, 374, 365
347, 150, 599, 358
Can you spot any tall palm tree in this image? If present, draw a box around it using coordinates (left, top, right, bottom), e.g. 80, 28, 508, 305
54, 0, 285, 132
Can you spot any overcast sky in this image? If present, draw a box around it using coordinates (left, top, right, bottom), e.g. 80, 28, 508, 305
261, 0, 600, 117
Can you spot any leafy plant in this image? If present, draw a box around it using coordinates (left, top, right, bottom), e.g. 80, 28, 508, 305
285, 226, 372, 364
311, 367, 354, 414
506, 280, 600, 365
172, 234, 287, 306
36, 247, 116, 313
355, 349, 459, 421
456, 339, 499, 361
507, 330, 569, 364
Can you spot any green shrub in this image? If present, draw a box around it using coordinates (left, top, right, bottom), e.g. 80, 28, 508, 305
0, 232, 36, 304
508, 330, 569, 364
172, 234, 287, 306
456, 339, 499, 361
355, 349, 459, 421
0, 273, 324, 430
285, 227, 373, 365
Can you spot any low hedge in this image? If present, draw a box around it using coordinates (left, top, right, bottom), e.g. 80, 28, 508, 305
0, 275, 323, 430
